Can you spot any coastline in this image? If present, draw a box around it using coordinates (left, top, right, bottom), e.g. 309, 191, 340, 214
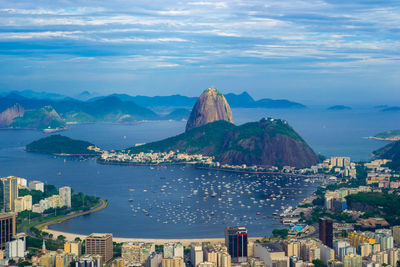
27, 199, 108, 235
368, 136, 400, 141
43, 229, 261, 246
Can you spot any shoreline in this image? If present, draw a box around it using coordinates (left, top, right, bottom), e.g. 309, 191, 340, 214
43, 229, 262, 246
368, 136, 400, 141
32, 199, 108, 233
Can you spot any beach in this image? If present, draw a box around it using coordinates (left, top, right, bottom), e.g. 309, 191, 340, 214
43, 229, 261, 246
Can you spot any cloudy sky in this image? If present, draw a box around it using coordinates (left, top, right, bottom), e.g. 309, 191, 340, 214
0, 0, 399, 104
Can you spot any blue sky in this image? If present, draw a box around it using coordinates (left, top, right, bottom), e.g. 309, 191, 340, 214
0, 0, 399, 104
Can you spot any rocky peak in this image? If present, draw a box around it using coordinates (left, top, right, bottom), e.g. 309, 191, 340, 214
186, 87, 234, 132
0, 103, 25, 127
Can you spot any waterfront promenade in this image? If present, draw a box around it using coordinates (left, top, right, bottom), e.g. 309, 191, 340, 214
43, 229, 261, 246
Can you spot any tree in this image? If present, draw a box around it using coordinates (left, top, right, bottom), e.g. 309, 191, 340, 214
57, 235, 66, 241
312, 259, 324, 267
272, 229, 288, 239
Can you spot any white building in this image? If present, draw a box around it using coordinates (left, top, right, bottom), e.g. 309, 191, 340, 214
17, 178, 27, 188
163, 243, 184, 259
6, 234, 26, 259
59, 186, 72, 208
191, 243, 203, 267
29, 181, 44, 192
14, 195, 32, 213
254, 243, 289, 267
32, 203, 42, 213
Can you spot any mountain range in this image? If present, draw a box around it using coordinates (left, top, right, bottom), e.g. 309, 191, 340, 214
0, 90, 307, 129
90, 91, 306, 109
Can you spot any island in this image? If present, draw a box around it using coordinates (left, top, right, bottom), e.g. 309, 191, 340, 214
26, 134, 100, 156
327, 105, 352, 111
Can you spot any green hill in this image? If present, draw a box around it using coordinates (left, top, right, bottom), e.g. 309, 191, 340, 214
374, 129, 400, 141
26, 135, 99, 156
11, 106, 66, 129
372, 140, 400, 171
128, 118, 319, 168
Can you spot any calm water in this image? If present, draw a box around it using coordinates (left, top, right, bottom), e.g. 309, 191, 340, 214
0, 107, 398, 238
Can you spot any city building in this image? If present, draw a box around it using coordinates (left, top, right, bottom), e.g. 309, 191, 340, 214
163, 242, 183, 259
75, 254, 103, 267
283, 241, 300, 257
199, 262, 217, 267
29, 180, 44, 192
122, 242, 154, 264
85, 233, 113, 263
318, 243, 334, 266
333, 241, 356, 261
319, 219, 333, 248
299, 240, 320, 262
253, 243, 288, 267
161, 257, 185, 267
393, 225, 400, 245
146, 252, 162, 267
0, 213, 16, 250
348, 232, 375, 248
64, 241, 82, 257
5, 233, 26, 259
342, 253, 361, 267
225, 226, 248, 262
111, 257, 125, 267
14, 195, 32, 213
203, 243, 231, 267
191, 243, 203, 267
59, 186, 72, 208
1, 176, 18, 212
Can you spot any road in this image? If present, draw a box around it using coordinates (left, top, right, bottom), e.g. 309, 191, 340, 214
17, 199, 107, 238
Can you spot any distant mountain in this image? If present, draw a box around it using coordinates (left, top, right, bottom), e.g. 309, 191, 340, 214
372, 140, 400, 171
162, 108, 191, 121
128, 118, 319, 168
255, 98, 306, 109
224, 92, 255, 107
6, 90, 69, 101
74, 91, 100, 101
186, 87, 233, 132
327, 105, 352, 111
26, 135, 99, 155
381, 106, 400, 112
64, 96, 159, 123
11, 106, 66, 130
0, 94, 160, 124
91, 91, 306, 109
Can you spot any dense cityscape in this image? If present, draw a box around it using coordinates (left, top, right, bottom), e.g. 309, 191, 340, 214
0, 153, 399, 267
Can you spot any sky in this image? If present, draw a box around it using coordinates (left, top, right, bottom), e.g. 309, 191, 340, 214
0, 0, 399, 105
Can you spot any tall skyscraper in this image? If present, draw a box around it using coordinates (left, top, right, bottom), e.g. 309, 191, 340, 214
0, 213, 16, 250
85, 233, 113, 263
225, 226, 248, 262
1, 177, 18, 212
319, 219, 333, 248
59, 186, 71, 208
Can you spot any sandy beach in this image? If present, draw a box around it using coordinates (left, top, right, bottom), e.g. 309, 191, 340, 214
44, 228, 261, 246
